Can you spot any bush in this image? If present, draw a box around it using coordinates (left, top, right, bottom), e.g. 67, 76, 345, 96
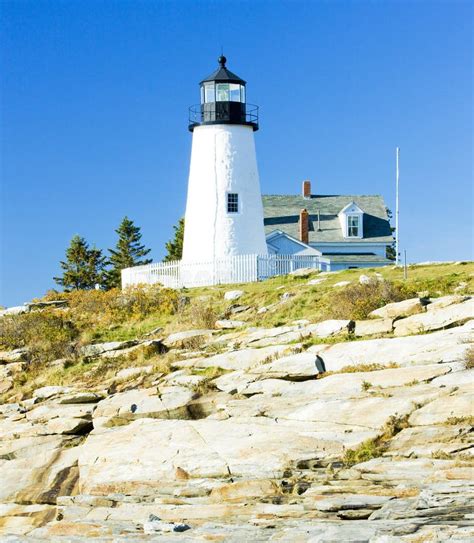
0, 311, 78, 365
185, 300, 219, 329
343, 439, 383, 466
324, 279, 415, 320
464, 345, 474, 370
47, 285, 180, 330
343, 414, 409, 466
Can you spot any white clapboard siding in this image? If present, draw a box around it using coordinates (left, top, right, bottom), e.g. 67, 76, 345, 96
121, 254, 322, 289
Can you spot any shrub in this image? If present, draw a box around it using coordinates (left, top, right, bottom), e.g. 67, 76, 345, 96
52, 285, 179, 330
343, 439, 383, 466
186, 300, 219, 329
0, 311, 78, 365
464, 345, 474, 370
343, 414, 409, 466
324, 279, 415, 320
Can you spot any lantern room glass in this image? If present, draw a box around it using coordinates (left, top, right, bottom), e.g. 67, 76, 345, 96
201, 82, 246, 104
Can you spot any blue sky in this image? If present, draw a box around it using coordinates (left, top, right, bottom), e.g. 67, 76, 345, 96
1, 0, 472, 306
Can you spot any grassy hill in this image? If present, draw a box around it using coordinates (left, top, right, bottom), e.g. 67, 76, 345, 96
1, 261, 472, 403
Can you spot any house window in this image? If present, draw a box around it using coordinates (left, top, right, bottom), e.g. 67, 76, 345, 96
347, 215, 360, 237
227, 193, 239, 213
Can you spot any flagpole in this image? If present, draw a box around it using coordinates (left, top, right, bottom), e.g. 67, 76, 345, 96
395, 147, 400, 266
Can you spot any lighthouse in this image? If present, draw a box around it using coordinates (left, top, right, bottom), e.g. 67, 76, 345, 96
182, 56, 268, 263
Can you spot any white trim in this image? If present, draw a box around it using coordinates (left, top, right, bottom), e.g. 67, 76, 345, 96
311, 242, 391, 246
338, 201, 364, 239
266, 229, 322, 255
339, 201, 364, 215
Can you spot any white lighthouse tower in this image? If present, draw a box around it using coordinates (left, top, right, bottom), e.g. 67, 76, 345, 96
182, 56, 268, 263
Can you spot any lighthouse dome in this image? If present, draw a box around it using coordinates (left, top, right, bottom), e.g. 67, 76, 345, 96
200, 55, 246, 85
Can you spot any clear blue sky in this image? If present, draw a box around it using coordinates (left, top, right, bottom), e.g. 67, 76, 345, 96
1, 1, 472, 306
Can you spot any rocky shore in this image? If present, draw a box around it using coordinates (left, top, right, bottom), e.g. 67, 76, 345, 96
0, 284, 473, 541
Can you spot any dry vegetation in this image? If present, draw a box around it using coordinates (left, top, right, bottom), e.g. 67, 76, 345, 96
343, 414, 410, 466
464, 345, 474, 370
1, 262, 472, 402
324, 278, 415, 320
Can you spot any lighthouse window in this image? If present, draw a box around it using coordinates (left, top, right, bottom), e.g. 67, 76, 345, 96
347, 215, 360, 237
216, 83, 230, 102
240, 85, 246, 103
230, 84, 241, 102
204, 83, 215, 103
227, 193, 239, 213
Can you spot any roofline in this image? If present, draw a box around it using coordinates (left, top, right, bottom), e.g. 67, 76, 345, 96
262, 194, 387, 198
311, 241, 393, 246
323, 262, 395, 265
266, 230, 322, 254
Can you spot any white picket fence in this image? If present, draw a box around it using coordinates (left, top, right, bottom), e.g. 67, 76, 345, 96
121, 254, 327, 289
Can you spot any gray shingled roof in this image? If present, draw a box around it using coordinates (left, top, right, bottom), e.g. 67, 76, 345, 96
262, 195, 394, 244
324, 254, 393, 264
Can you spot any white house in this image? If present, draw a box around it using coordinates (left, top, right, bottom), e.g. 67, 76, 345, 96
263, 180, 394, 270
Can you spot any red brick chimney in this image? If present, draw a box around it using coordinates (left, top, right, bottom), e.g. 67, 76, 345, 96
299, 208, 309, 245
302, 180, 311, 199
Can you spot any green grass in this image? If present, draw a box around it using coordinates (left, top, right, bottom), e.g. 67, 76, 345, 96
1, 262, 472, 402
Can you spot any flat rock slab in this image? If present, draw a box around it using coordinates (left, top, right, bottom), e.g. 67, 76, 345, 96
354, 458, 465, 484
370, 297, 425, 319
190, 345, 297, 371
309, 493, 392, 512
394, 299, 474, 337
163, 329, 214, 348
0, 348, 28, 364
427, 295, 470, 311
0, 503, 57, 535
93, 386, 194, 428
78, 417, 354, 494
307, 319, 352, 338
212, 370, 258, 394
33, 386, 73, 400
408, 391, 473, 426
387, 424, 472, 457
215, 320, 245, 329
430, 368, 474, 388
309, 320, 474, 371
115, 366, 153, 380
58, 392, 105, 404
282, 395, 416, 430
354, 318, 393, 337
248, 352, 322, 379
80, 341, 137, 358
0, 445, 80, 503
243, 364, 451, 397
224, 290, 244, 301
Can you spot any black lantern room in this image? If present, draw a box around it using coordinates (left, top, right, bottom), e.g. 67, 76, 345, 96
188, 56, 259, 132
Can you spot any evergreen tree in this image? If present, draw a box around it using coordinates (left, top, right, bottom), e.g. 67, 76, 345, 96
164, 217, 184, 262
105, 217, 152, 288
385, 207, 396, 261
54, 235, 107, 290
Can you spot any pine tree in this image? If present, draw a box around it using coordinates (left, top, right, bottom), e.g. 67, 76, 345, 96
385, 207, 396, 261
105, 217, 152, 288
164, 217, 184, 262
54, 235, 107, 290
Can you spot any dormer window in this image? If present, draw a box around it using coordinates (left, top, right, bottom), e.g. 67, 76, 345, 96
347, 215, 360, 237
338, 202, 364, 239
